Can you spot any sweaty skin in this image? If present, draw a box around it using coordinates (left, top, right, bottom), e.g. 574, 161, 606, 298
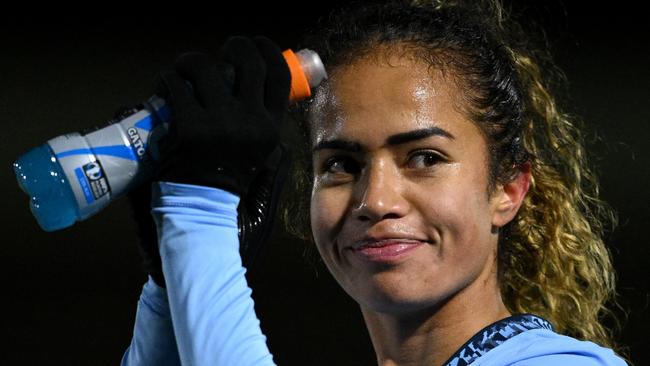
308, 51, 530, 366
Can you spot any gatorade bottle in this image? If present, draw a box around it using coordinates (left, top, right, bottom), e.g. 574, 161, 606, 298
13, 48, 327, 232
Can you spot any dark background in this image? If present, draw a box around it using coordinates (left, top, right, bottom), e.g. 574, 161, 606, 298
1, 2, 648, 365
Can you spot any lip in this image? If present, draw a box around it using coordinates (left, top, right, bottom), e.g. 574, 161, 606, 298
350, 239, 425, 264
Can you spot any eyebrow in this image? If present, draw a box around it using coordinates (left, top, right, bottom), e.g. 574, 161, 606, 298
312, 126, 455, 152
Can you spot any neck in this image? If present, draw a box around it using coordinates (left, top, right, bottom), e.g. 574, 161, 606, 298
360, 266, 510, 366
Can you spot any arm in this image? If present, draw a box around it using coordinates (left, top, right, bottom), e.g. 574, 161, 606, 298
121, 276, 181, 366
120, 168, 181, 366
152, 181, 276, 366
123, 35, 289, 366
121, 178, 273, 366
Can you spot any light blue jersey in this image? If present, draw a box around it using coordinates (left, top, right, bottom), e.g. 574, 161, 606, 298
471, 328, 627, 365
121, 181, 627, 366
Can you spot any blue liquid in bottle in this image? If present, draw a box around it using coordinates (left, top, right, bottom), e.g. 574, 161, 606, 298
14, 144, 78, 231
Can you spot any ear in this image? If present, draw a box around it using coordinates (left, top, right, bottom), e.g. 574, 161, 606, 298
491, 162, 531, 228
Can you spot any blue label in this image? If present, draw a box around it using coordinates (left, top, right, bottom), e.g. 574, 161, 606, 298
83, 161, 111, 200
75, 167, 94, 204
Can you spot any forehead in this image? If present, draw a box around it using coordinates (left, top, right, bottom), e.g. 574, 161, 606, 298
308, 53, 476, 148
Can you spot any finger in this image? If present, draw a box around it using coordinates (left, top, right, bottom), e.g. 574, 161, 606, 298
218, 36, 266, 111
253, 35, 291, 124
153, 67, 173, 100
155, 69, 201, 143
173, 51, 232, 109
157, 68, 199, 114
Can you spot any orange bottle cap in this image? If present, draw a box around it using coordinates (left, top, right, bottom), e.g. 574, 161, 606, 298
282, 49, 312, 103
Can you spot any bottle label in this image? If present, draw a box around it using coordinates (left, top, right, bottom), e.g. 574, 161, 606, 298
46, 95, 171, 219
75, 160, 111, 203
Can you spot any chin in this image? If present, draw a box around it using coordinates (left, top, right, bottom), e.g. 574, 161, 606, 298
353, 273, 469, 318
359, 296, 445, 318
352, 281, 446, 316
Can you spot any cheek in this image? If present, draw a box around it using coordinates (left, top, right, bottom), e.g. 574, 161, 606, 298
309, 193, 325, 241
310, 186, 348, 246
415, 171, 492, 245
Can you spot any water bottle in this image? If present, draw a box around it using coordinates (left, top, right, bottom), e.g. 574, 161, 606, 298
13, 48, 328, 232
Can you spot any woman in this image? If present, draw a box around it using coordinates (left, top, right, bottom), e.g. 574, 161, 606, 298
122, 0, 628, 365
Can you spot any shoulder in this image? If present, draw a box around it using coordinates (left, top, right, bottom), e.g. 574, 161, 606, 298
472, 329, 627, 366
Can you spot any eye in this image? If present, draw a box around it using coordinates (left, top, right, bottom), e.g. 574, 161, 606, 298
407, 150, 444, 169
322, 156, 360, 175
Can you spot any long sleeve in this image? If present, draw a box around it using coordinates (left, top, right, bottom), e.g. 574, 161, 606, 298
121, 276, 181, 366
150, 181, 276, 366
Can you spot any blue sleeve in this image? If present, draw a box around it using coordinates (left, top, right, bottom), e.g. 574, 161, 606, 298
150, 181, 276, 366
121, 276, 181, 366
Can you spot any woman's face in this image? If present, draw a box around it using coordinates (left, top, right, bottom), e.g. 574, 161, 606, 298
309, 53, 515, 315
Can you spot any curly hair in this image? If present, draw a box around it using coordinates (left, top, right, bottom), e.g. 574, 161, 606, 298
279, 0, 624, 356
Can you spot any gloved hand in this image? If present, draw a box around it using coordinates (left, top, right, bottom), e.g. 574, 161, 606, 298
152, 35, 291, 197
126, 36, 293, 287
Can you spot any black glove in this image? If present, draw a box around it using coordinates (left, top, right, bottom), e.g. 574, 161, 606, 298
126, 36, 293, 286
152, 35, 291, 197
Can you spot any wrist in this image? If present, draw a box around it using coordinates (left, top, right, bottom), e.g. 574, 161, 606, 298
153, 181, 241, 205
155, 156, 257, 197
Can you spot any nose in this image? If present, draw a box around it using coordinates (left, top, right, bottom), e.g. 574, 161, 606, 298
351, 157, 409, 222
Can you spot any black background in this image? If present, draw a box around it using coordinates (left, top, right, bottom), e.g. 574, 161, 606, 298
1, 2, 648, 365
